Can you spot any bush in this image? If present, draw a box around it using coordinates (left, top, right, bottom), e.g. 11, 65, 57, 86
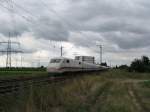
118, 65, 129, 70
130, 56, 150, 72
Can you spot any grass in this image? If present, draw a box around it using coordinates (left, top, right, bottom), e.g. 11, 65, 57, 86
0, 69, 150, 112
0, 67, 47, 79
100, 69, 150, 79
0, 71, 48, 79
134, 81, 150, 111
141, 80, 150, 88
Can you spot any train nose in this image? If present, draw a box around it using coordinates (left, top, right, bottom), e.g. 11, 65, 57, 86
47, 68, 59, 71
47, 67, 63, 73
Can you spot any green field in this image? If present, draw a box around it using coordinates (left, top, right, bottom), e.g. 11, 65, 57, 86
0, 67, 47, 79
0, 69, 150, 112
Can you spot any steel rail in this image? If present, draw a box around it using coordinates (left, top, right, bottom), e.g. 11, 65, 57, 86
0, 76, 71, 95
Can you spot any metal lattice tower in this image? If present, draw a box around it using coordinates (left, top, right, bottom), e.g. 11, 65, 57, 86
0, 33, 23, 68
97, 45, 103, 64
0, 0, 23, 68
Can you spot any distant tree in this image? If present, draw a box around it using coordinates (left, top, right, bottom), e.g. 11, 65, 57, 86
40, 66, 44, 68
130, 56, 150, 72
101, 62, 107, 66
116, 65, 118, 69
141, 56, 149, 65
118, 65, 129, 70
130, 59, 143, 72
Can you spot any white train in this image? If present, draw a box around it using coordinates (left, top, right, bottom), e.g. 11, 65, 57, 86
47, 56, 108, 74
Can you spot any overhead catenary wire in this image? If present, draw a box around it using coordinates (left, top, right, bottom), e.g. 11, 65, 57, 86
0, 1, 43, 31
1, 0, 68, 45
0, 0, 91, 45
0, 0, 95, 43
0, 2, 35, 23
0, 1, 56, 67
0, 0, 23, 67
0, 2, 63, 50
39, 0, 97, 56
0, 0, 101, 63
0, 0, 37, 21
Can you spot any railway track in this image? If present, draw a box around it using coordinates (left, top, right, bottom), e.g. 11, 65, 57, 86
0, 71, 102, 95
0, 75, 70, 95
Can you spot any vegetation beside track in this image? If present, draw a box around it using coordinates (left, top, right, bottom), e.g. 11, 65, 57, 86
0, 67, 46, 71
134, 81, 150, 111
0, 67, 47, 79
0, 69, 150, 112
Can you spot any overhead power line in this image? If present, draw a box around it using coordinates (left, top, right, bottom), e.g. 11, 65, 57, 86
39, 0, 98, 50
0, 0, 66, 40
0, 33, 23, 68
0, 0, 24, 68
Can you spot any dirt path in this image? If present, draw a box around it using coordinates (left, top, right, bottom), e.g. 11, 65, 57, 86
122, 79, 150, 83
109, 79, 150, 84
127, 83, 149, 112
89, 79, 150, 112
89, 82, 112, 112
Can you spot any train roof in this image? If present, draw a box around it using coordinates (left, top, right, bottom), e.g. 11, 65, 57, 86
51, 57, 72, 60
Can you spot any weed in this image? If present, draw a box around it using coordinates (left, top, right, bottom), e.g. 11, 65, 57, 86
1, 70, 150, 112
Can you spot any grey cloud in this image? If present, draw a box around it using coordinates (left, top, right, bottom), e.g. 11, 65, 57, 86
32, 17, 69, 41
62, 0, 150, 49
0, 0, 69, 41
0, 12, 29, 37
102, 31, 150, 49
1, 0, 150, 65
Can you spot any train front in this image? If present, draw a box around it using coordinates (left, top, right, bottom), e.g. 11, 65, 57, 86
47, 57, 64, 74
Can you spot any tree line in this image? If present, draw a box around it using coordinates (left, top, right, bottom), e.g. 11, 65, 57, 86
118, 56, 150, 73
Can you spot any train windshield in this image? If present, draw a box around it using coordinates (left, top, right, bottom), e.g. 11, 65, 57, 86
50, 59, 62, 63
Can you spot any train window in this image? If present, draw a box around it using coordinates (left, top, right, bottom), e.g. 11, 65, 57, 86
66, 60, 70, 63
50, 59, 61, 63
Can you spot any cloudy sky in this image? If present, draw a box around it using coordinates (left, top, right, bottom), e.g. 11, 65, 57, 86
0, 0, 150, 67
